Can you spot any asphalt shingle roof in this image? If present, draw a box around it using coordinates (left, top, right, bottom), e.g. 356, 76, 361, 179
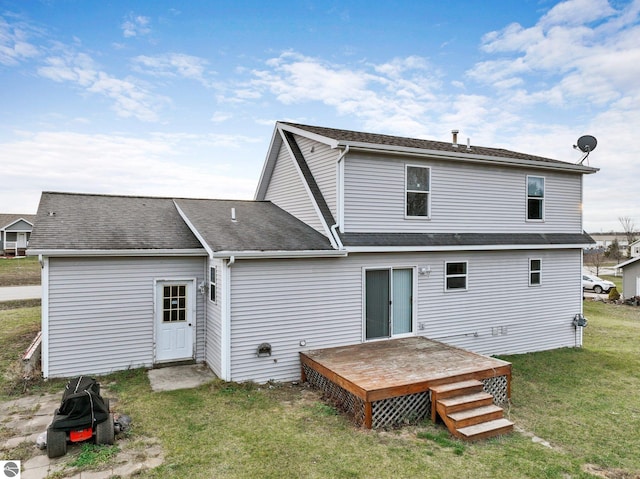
28, 192, 335, 253
175, 198, 334, 252
29, 192, 203, 251
281, 122, 594, 169
0, 214, 36, 229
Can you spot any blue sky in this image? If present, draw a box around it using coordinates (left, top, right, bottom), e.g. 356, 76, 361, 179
1, 0, 639, 232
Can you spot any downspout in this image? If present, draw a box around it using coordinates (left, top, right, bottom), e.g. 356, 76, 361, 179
221, 255, 235, 381
331, 145, 349, 249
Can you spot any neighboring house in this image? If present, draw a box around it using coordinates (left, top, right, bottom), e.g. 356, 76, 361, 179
1, 214, 36, 257
587, 232, 629, 253
28, 121, 597, 381
614, 256, 640, 299
629, 239, 640, 257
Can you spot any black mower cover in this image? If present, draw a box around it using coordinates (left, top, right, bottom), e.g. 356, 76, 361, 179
50, 376, 110, 431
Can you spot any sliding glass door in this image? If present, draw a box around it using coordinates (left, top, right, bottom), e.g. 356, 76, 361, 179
365, 268, 413, 340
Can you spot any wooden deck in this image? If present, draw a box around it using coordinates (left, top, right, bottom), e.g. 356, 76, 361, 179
300, 337, 511, 429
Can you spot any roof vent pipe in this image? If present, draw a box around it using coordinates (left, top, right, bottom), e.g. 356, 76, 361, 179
451, 130, 459, 147
231, 208, 237, 222
466, 138, 471, 150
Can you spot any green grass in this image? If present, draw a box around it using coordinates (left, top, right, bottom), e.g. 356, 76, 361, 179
1, 301, 639, 478
0, 256, 41, 287
66, 443, 120, 469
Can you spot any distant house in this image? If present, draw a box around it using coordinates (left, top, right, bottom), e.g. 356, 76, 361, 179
629, 239, 640, 257
587, 232, 629, 254
614, 256, 640, 299
1, 214, 36, 257
28, 121, 597, 381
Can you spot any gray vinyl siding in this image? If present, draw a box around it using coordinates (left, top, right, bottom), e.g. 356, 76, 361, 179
264, 141, 325, 233
227, 249, 582, 383
294, 134, 338, 219
205, 258, 224, 377
621, 261, 640, 299
46, 256, 206, 378
344, 153, 583, 233
6, 219, 33, 231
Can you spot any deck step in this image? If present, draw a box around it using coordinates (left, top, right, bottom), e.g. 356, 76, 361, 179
457, 418, 514, 440
437, 392, 494, 413
430, 380, 484, 399
447, 404, 505, 428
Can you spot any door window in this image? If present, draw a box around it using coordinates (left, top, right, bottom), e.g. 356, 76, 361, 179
365, 268, 413, 340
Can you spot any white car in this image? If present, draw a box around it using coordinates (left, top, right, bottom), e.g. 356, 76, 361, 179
582, 274, 615, 294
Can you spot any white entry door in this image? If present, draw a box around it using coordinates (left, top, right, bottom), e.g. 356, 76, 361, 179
155, 281, 194, 362
17, 233, 27, 248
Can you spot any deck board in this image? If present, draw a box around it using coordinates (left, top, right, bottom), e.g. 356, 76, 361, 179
300, 336, 511, 402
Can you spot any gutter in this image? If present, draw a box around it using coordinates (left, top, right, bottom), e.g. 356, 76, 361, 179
211, 249, 348, 260
330, 145, 349, 249
27, 248, 207, 257
346, 243, 593, 253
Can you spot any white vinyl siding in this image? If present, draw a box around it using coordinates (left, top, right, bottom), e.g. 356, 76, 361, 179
264, 140, 325, 234
227, 249, 582, 383
294, 135, 338, 219
205, 258, 224, 377
46, 256, 206, 378
343, 153, 583, 233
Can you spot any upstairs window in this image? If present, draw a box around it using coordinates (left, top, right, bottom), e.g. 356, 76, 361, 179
445, 261, 467, 291
527, 176, 545, 220
529, 259, 541, 286
406, 165, 430, 218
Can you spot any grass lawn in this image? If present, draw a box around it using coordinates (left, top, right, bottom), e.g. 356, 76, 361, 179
1, 300, 639, 478
0, 256, 41, 287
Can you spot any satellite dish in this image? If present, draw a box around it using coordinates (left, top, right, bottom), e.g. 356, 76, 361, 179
576, 135, 597, 153
574, 135, 597, 165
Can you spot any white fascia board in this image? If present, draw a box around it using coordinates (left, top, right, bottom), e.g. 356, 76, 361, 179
26, 248, 208, 257
614, 256, 640, 269
339, 143, 599, 175
346, 243, 592, 253
278, 122, 340, 148
211, 250, 348, 259
40, 256, 49, 378
254, 126, 284, 200
278, 129, 336, 247
173, 200, 215, 258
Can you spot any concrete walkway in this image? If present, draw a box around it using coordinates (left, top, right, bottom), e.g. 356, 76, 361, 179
148, 363, 217, 392
0, 285, 41, 301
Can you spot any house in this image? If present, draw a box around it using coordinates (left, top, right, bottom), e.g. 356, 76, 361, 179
614, 256, 640, 299
1, 214, 36, 257
28, 121, 597, 383
629, 238, 640, 257
587, 232, 629, 254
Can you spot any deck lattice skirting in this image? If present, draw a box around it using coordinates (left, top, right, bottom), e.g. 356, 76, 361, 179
304, 363, 509, 428
300, 337, 512, 430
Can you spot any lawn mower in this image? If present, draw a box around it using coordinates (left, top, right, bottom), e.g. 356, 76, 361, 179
46, 376, 114, 458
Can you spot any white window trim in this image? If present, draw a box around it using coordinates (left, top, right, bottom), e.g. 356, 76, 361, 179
526, 175, 545, 222
444, 261, 468, 292
405, 164, 431, 220
529, 258, 542, 286
209, 266, 217, 303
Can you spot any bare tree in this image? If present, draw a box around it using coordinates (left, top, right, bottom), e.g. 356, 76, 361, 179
619, 216, 637, 256
584, 249, 606, 276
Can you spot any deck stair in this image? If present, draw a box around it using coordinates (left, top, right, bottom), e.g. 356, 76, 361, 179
430, 379, 513, 441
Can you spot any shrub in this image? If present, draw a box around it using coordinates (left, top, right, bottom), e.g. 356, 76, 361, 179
608, 287, 621, 301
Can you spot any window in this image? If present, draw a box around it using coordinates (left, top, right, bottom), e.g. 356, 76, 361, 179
209, 266, 216, 303
527, 176, 544, 220
445, 261, 467, 291
406, 165, 430, 217
529, 259, 541, 286
162, 285, 186, 322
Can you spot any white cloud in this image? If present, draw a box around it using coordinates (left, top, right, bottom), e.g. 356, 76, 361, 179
121, 13, 151, 38
37, 49, 164, 122
0, 15, 39, 65
0, 131, 258, 213
132, 53, 214, 87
